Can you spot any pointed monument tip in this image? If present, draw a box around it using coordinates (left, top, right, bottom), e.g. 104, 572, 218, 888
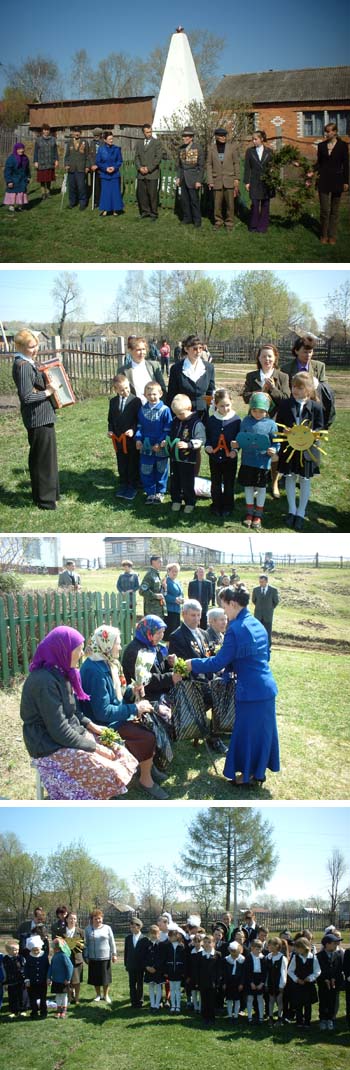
176, 26, 185, 33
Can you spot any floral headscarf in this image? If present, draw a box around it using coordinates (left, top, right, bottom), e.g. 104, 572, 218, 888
29, 626, 89, 701
86, 625, 123, 694
134, 616, 166, 650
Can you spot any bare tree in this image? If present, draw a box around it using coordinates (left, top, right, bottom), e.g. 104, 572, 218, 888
70, 49, 93, 98
0, 537, 31, 571
327, 849, 347, 914
5, 55, 62, 102
326, 281, 350, 343
51, 272, 84, 338
91, 52, 147, 97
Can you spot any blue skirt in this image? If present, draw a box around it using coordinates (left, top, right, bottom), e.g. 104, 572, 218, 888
99, 175, 124, 212
223, 697, 280, 782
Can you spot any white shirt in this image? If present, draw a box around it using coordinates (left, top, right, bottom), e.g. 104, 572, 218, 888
130, 360, 152, 402
182, 356, 206, 383
255, 145, 264, 160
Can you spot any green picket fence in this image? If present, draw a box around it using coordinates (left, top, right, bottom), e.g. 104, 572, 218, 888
121, 159, 177, 206
0, 589, 136, 686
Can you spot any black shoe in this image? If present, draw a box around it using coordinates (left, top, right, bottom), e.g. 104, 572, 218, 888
294, 516, 304, 531
210, 738, 227, 755
286, 513, 295, 528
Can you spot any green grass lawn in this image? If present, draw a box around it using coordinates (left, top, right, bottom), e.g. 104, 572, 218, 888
2, 646, 350, 801
1, 393, 349, 533
0, 962, 349, 1070
1, 176, 349, 262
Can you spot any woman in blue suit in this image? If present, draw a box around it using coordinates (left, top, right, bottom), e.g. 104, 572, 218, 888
96, 132, 124, 217
186, 584, 279, 787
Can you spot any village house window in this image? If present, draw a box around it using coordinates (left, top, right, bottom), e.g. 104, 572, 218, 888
303, 110, 350, 136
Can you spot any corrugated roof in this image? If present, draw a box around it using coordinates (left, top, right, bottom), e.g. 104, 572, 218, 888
214, 66, 350, 104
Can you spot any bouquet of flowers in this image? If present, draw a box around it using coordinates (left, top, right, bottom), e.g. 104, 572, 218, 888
100, 728, 121, 748
173, 656, 190, 678
132, 649, 157, 687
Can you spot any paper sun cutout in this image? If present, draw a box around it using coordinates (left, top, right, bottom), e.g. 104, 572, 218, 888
274, 421, 328, 466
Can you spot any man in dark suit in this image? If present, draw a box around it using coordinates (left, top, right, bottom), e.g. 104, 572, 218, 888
18, 906, 48, 952
176, 127, 205, 227
168, 601, 226, 754
188, 566, 213, 628
252, 574, 279, 648
58, 561, 81, 589
135, 124, 164, 221
314, 122, 349, 244
124, 918, 149, 1007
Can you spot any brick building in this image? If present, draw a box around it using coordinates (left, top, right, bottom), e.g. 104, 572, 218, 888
214, 65, 350, 158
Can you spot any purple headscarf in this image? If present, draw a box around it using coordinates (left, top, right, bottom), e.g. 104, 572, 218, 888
13, 142, 29, 168
29, 626, 90, 701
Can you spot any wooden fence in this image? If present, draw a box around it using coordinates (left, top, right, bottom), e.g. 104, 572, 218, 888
0, 589, 136, 686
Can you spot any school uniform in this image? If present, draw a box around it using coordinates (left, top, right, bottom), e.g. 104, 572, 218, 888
317, 947, 344, 1023
144, 939, 167, 1008
287, 951, 321, 1025
124, 932, 149, 1007
3, 953, 29, 1014
244, 951, 268, 1021
206, 411, 241, 514
223, 954, 245, 1017
276, 396, 324, 478
343, 947, 350, 1025
265, 952, 288, 1019
169, 412, 206, 507
163, 940, 186, 1011
197, 950, 222, 1024
187, 946, 202, 1011
24, 952, 49, 1018
108, 394, 141, 492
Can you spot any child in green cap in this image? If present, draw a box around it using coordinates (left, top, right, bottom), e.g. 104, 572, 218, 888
236, 392, 279, 529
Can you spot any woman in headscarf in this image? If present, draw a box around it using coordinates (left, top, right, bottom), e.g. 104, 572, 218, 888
3, 142, 30, 212
20, 625, 138, 799
121, 615, 182, 702
79, 625, 167, 800
12, 328, 58, 511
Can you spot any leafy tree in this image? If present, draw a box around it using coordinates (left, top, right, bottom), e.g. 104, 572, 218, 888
166, 271, 229, 342
44, 840, 129, 911
5, 55, 62, 102
1, 87, 29, 127
51, 272, 84, 338
226, 271, 316, 342
91, 52, 147, 98
181, 808, 278, 921
0, 833, 44, 916
325, 281, 350, 343
149, 537, 181, 562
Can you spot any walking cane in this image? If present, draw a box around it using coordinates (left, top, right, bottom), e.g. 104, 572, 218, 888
92, 170, 96, 211
60, 173, 67, 211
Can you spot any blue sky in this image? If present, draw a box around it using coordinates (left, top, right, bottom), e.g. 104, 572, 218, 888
1, 268, 349, 327
0, 804, 349, 902
54, 532, 350, 560
0, 5, 348, 94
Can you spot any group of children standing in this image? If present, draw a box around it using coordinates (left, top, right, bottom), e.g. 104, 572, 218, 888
0, 933, 73, 1020
122, 914, 349, 1032
108, 369, 325, 528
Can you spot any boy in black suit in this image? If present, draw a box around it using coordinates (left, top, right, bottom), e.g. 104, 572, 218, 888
124, 919, 149, 1008
108, 372, 141, 500
197, 934, 222, 1028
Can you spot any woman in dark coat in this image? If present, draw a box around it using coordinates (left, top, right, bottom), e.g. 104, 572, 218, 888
64, 912, 85, 1004
12, 328, 58, 510
244, 130, 273, 233
20, 626, 138, 799
242, 343, 290, 496
186, 584, 279, 788
167, 335, 215, 422
313, 122, 349, 244
3, 142, 30, 211
96, 132, 124, 217
122, 615, 182, 703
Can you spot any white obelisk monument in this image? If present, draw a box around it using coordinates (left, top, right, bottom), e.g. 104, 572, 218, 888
153, 26, 204, 131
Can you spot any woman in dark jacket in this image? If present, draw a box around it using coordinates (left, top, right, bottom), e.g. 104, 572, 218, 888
122, 615, 182, 702
12, 329, 58, 510
244, 130, 273, 233
167, 335, 215, 421
64, 912, 85, 1004
313, 122, 349, 245
20, 626, 138, 799
80, 625, 168, 799
242, 343, 290, 496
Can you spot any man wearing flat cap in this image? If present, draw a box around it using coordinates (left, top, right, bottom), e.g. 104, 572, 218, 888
176, 127, 204, 227
206, 128, 240, 230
